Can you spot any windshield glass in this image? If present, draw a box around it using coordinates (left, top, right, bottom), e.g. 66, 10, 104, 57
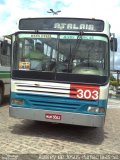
13, 33, 108, 76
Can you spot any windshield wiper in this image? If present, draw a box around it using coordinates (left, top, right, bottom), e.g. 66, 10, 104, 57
67, 31, 84, 71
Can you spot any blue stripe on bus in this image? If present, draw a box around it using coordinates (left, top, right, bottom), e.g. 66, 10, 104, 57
11, 92, 107, 115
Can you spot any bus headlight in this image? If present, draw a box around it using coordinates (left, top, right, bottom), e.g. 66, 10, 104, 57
11, 99, 24, 105
87, 106, 105, 113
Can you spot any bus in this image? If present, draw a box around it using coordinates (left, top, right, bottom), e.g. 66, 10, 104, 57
9, 17, 117, 127
0, 36, 11, 105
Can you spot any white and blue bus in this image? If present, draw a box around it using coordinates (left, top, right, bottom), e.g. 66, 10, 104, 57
0, 36, 11, 105
9, 17, 117, 127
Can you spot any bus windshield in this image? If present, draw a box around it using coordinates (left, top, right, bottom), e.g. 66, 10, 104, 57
13, 33, 108, 76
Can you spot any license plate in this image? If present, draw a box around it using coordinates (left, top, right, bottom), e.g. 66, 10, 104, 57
45, 113, 61, 120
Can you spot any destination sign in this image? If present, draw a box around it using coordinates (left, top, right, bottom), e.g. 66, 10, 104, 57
19, 17, 104, 32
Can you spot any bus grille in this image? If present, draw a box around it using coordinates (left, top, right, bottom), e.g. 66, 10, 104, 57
13, 82, 97, 112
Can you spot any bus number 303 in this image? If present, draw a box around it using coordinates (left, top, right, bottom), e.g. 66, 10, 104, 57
76, 89, 99, 100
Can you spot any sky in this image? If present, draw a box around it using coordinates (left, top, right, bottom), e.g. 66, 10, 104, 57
0, 0, 120, 70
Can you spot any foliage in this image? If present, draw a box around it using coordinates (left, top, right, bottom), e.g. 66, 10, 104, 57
110, 80, 119, 86
110, 73, 116, 81
110, 73, 120, 86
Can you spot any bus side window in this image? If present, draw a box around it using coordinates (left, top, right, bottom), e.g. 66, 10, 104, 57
1, 40, 8, 55
35, 42, 44, 53
0, 40, 11, 66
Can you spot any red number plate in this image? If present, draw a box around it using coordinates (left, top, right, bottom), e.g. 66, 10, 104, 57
45, 113, 61, 120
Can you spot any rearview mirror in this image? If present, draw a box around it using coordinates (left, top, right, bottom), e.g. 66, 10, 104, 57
110, 37, 117, 52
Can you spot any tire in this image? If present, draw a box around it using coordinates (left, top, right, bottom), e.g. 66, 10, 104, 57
0, 87, 3, 105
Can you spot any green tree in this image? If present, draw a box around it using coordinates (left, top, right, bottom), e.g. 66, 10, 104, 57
110, 73, 116, 81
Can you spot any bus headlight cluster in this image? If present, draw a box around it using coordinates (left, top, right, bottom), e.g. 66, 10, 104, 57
87, 106, 105, 113
11, 99, 24, 105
